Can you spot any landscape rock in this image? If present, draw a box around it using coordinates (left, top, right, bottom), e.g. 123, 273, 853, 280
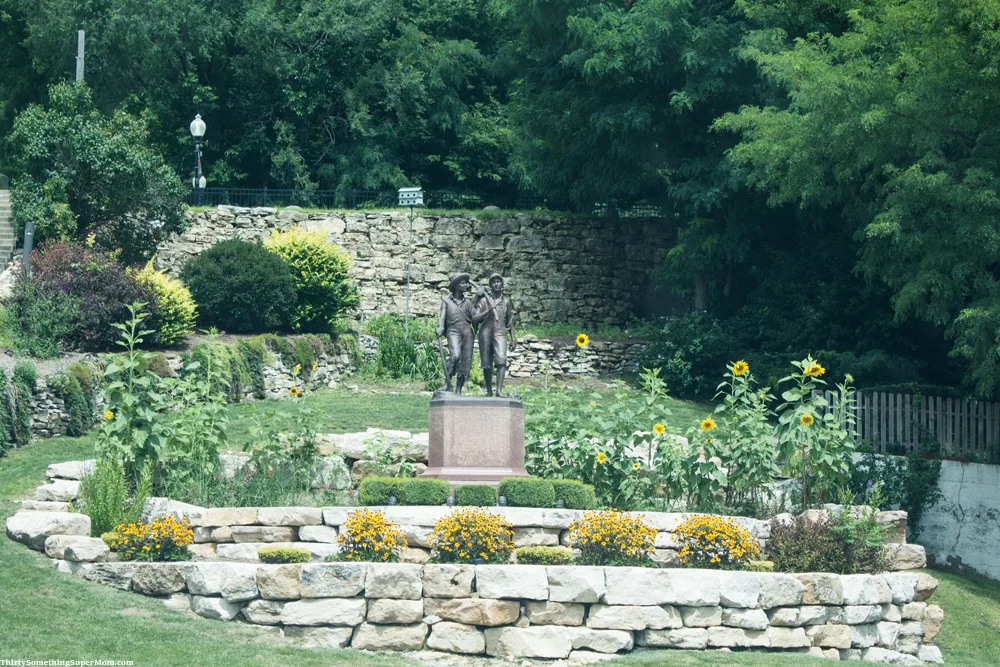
132, 563, 187, 595
766, 626, 811, 648
918, 645, 944, 664
243, 599, 285, 624
547, 566, 606, 603
525, 601, 585, 626
185, 563, 259, 600
900, 602, 926, 620
850, 623, 879, 648
64, 538, 110, 563
351, 622, 428, 651
717, 571, 761, 608
34, 480, 80, 502
890, 544, 927, 570
6, 511, 91, 550
365, 563, 423, 599
680, 605, 722, 628
299, 563, 366, 597
571, 629, 634, 653
423, 564, 475, 598
485, 626, 574, 659
257, 507, 323, 526
797, 573, 844, 605
923, 604, 944, 641
707, 627, 769, 648
256, 564, 301, 600
20, 500, 71, 512
637, 628, 709, 649
806, 624, 853, 649
586, 604, 681, 631
44, 534, 96, 559
835, 605, 882, 625
230, 526, 297, 543
757, 573, 805, 608
200, 508, 258, 527
882, 572, 919, 605
913, 573, 940, 602
427, 622, 487, 654
78, 562, 137, 590
423, 598, 520, 626
297, 525, 338, 543
876, 621, 900, 647
46, 459, 95, 480
402, 548, 430, 564
284, 626, 354, 648
281, 598, 367, 626
842, 575, 882, 605
367, 598, 424, 624
191, 595, 242, 620
721, 608, 769, 631
476, 565, 548, 600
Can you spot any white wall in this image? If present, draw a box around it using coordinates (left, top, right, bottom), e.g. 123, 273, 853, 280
918, 460, 1000, 581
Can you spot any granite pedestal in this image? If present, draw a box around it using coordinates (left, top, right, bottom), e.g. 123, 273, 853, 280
420, 395, 530, 484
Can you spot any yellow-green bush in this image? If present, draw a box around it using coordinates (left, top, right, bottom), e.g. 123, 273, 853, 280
132, 260, 197, 345
264, 228, 360, 333
258, 546, 311, 563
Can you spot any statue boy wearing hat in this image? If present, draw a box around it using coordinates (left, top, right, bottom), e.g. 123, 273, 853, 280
473, 273, 516, 397
436, 272, 475, 394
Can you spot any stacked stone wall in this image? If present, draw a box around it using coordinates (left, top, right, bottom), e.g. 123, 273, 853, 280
155, 207, 675, 327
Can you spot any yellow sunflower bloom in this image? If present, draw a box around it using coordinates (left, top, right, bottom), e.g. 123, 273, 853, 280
653, 423, 666, 435
576, 333, 589, 348
103, 410, 114, 421
800, 413, 815, 427
312, 361, 319, 371
804, 363, 826, 377
632, 462, 641, 471
595, 452, 608, 465
700, 418, 717, 432
289, 386, 301, 397
732, 360, 749, 376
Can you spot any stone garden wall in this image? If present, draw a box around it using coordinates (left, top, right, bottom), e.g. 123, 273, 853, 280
7, 505, 945, 664
155, 207, 674, 326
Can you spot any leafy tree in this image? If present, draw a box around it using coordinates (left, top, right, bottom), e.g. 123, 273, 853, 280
718, 0, 1000, 394
7, 82, 185, 263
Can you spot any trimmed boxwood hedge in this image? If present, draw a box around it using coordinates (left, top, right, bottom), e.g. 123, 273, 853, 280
551, 480, 597, 510
454, 485, 498, 506
498, 477, 555, 508
358, 477, 450, 506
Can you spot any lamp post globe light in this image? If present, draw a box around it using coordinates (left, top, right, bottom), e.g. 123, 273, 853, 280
190, 114, 206, 206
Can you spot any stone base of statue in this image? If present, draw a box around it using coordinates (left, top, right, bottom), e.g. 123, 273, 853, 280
420, 394, 530, 484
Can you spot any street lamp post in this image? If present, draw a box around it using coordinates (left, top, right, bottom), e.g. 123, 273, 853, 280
189, 114, 206, 206
397, 187, 424, 339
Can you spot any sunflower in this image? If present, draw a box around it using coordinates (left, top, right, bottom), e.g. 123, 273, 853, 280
804, 363, 826, 377
732, 360, 749, 376
590, 401, 596, 408
800, 413, 815, 427
289, 386, 302, 398
700, 418, 717, 432
312, 361, 319, 371
653, 423, 666, 435
103, 410, 114, 421
576, 333, 590, 348
632, 462, 641, 471
595, 451, 608, 465
293, 364, 301, 375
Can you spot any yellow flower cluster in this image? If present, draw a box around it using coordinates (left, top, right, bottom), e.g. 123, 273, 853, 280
107, 516, 193, 562
675, 515, 760, 569
568, 511, 656, 565
338, 508, 407, 562
430, 508, 515, 564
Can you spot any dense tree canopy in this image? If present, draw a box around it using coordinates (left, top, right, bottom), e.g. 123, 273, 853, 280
1, 0, 998, 394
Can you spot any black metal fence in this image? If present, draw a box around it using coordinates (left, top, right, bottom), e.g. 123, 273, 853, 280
185, 186, 668, 218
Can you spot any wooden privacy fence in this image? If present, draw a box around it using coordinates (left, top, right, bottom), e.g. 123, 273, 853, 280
817, 390, 1000, 463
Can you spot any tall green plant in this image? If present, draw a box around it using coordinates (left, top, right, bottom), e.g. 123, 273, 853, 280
776, 356, 858, 507
77, 457, 152, 537
96, 303, 169, 482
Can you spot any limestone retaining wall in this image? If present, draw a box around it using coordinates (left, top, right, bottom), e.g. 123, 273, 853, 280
156, 207, 674, 326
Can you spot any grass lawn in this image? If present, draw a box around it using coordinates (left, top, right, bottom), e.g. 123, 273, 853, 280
3, 385, 995, 666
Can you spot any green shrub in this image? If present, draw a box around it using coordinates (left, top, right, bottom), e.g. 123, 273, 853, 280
258, 546, 311, 564
498, 477, 555, 508
358, 477, 406, 505
0, 371, 13, 455
132, 260, 197, 345
263, 227, 360, 333
639, 312, 730, 400
237, 338, 269, 399
358, 477, 450, 506
77, 457, 152, 537
47, 371, 92, 437
6, 278, 77, 357
363, 314, 439, 381
515, 546, 574, 565
181, 239, 297, 333
551, 480, 596, 509
455, 485, 497, 506
400, 478, 450, 505
11, 360, 37, 446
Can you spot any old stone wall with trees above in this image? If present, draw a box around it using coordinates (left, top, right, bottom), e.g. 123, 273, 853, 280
155, 207, 674, 327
